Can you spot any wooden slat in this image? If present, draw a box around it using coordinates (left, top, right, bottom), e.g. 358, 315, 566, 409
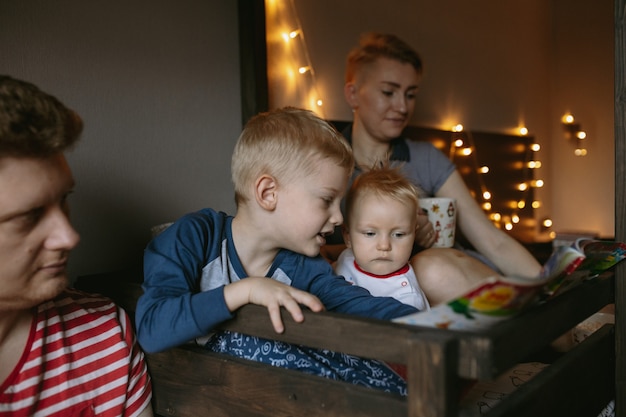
457, 273, 614, 379
485, 325, 615, 417
218, 305, 438, 364
614, 1, 626, 416
217, 273, 614, 381
407, 334, 459, 417
147, 344, 407, 417
75, 265, 616, 416
237, 0, 268, 126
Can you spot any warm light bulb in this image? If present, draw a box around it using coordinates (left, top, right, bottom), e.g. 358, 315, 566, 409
519, 127, 528, 136
532, 201, 541, 208
517, 200, 526, 209
482, 191, 491, 200
530, 143, 541, 152
531, 179, 544, 188
479, 166, 489, 174
576, 131, 587, 140
282, 30, 300, 42
491, 213, 501, 221
461, 147, 472, 156
454, 139, 464, 147
527, 161, 541, 169
512, 214, 520, 223
482, 202, 492, 210
518, 183, 528, 191
452, 124, 464, 132
298, 66, 310, 74
316, 99, 323, 106
562, 114, 575, 124
505, 222, 513, 231
542, 218, 553, 228
574, 148, 588, 156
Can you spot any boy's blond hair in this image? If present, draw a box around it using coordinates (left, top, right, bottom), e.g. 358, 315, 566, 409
345, 165, 420, 227
232, 107, 354, 205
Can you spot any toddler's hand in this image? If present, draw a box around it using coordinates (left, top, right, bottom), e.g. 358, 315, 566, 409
415, 209, 436, 248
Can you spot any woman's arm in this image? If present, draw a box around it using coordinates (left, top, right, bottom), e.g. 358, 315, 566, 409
436, 171, 542, 277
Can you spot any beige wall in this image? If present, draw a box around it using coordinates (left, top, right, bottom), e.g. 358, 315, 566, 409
550, 0, 614, 238
0, 0, 242, 278
268, 0, 614, 239
0, 0, 614, 280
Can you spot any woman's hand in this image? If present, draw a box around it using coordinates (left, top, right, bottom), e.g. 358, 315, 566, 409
414, 209, 436, 248
224, 277, 325, 333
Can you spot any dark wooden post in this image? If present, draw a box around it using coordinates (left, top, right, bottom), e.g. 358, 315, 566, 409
614, 0, 625, 415
238, 0, 269, 126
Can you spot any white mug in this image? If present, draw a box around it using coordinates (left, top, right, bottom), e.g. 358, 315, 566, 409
419, 198, 456, 248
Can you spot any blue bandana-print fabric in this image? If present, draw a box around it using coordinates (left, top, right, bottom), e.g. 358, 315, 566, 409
205, 330, 407, 396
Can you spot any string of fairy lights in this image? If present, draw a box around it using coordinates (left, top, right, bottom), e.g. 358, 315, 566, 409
265, 0, 325, 117
448, 125, 548, 234
265, 0, 555, 237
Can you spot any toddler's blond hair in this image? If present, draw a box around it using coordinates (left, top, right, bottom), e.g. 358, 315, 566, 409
345, 165, 420, 227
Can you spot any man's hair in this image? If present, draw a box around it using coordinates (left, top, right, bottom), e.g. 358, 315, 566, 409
345, 32, 423, 83
0, 75, 83, 157
232, 107, 354, 206
344, 165, 420, 227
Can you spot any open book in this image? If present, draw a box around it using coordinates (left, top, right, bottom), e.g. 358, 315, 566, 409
393, 238, 626, 331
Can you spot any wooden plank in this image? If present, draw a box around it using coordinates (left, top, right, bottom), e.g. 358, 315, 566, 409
147, 344, 406, 417
76, 267, 617, 416
220, 274, 612, 381
406, 334, 459, 417
458, 274, 614, 379
484, 325, 615, 417
237, 0, 268, 125
615, 1, 626, 416
76, 270, 614, 380
218, 305, 438, 364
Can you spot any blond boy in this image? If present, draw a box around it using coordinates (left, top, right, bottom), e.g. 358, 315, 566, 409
136, 107, 417, 394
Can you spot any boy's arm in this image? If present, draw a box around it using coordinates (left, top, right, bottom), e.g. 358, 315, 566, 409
323, 280, 418, 319
135, 214, 235, 353
300, 257, 419, 319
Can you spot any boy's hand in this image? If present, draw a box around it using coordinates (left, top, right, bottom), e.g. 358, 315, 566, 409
224, 277, 325, 333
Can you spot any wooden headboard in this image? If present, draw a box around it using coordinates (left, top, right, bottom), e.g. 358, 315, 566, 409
330, 121, 537, 243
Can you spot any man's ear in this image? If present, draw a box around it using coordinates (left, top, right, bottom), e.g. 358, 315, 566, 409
342, 225, 352, 249
344, 82, 358, 110
255, 174, 278, 211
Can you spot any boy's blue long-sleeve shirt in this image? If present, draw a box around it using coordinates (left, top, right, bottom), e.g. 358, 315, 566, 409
135, 208, 419, 353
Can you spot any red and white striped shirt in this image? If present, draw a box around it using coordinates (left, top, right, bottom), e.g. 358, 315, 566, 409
1, 288, 152, 417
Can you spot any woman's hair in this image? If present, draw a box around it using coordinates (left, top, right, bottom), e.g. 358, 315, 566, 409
345, 165, 420, 227
231, 107, 354, 206
345, 32, 423, 83
0, 75, 83, 157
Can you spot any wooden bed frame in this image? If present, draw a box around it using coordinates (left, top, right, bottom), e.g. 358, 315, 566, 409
75, 1, 625, 415
76, 269, 615, 417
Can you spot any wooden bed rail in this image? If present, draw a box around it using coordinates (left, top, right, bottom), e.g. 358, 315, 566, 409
75, 270, 615, 417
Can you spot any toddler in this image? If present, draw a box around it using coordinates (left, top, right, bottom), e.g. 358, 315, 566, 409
335, 166, 430, 311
